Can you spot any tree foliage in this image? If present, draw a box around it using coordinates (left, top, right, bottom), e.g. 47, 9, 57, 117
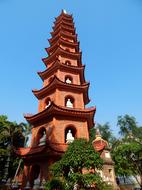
112, 115, 142, 188
0, 115, 30, 182
48, 139, 112, 190
117, 114, 142, 139
45, 178, 68, 190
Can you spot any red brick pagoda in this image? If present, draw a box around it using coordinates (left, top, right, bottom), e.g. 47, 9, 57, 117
17, 10, 96, 189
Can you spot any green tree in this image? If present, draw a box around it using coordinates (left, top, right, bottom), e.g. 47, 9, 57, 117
0, 115, 30, 182
48, 139, 112, 190
117, 114, 142, 139
112, 115, 142, 188
45, 178, 68, 190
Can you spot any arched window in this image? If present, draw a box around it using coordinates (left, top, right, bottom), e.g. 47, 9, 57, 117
37, 128, 46, 146
45, 98, 51, 109
65, 96, 74, 108
65, 126, 77, 143
65, 75, 72, 84
65, 60, 71, 66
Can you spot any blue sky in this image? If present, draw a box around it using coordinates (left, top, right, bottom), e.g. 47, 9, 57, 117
0, 0, 142, 136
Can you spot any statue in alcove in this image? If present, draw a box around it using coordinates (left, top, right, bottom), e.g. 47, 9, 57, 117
66, 129, 74, 144
65, 77, 72, 84
45, 100, 51, 108
66, 98, 73, 108
38, 131, 46, 146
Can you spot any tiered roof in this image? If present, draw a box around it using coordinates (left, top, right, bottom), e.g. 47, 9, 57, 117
46, 38, 79, 55
24, 10, 95, 125
38, 59, 85, 82
32, 76, 90, 103
23, 10, 95, 126
20, 11, 96, 158
42, 46, 82, 66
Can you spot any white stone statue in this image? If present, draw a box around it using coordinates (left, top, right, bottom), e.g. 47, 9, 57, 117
66, 98, 73, 108
38, 131, 46, 146
45, 100, 51, 108
66, 130, 74, 144
66, 78, 72, 84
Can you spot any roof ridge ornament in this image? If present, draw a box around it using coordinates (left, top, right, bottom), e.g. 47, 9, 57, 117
95, 128, 102, 140
63, 9, 67, 14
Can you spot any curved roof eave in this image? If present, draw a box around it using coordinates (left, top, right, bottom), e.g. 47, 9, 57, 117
46, 38, 79, 55
32, 75, 89, 103
24, 102, 96, 126
42, 47, 82, 66
38, 60, 85, 81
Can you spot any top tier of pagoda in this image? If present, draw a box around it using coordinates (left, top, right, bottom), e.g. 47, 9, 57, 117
42, 10, 82, 67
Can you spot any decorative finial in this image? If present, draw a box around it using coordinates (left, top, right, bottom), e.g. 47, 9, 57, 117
95, 128, 102, 140
63, 9, 67, 14
96, 128, 100, 135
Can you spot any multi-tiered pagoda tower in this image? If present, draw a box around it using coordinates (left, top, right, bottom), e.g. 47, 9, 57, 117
18, 10, 96, 188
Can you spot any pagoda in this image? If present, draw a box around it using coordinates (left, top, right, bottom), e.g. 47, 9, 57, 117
17, 10, 96, 189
